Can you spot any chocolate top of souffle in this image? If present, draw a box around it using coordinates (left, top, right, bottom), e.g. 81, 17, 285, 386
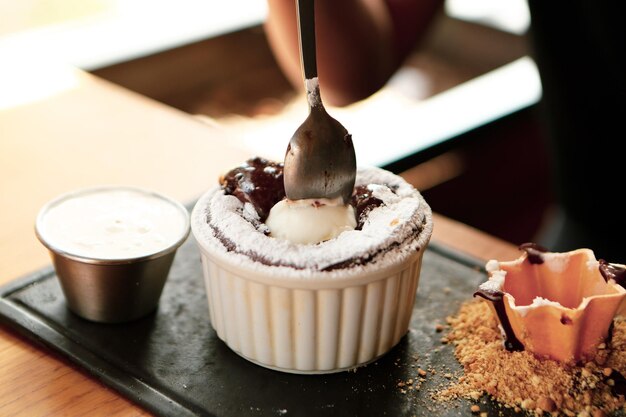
193, 158, 432, 273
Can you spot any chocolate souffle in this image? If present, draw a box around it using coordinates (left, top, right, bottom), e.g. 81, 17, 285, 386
191, 157, 433, 373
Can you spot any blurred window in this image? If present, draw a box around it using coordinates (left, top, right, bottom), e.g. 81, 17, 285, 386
446, 0, 530, 35
0, 0, 267, 69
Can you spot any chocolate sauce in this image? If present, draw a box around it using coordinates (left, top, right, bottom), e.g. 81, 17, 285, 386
222, 157, 387, 227
351, 185, 383, 230
599, 259, 626, 286
519, 242, 549, 265
220, 157, 285, 221
474, 288, 525, 352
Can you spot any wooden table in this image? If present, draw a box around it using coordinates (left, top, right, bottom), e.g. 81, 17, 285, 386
0, 61, 518, 416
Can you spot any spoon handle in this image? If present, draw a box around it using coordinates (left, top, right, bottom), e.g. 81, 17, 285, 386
296, 0, 317, 80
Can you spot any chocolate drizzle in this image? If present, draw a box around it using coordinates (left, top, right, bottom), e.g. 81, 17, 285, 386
519, 242, 549, 265
351, 185, 384, 230
474, 287, 525, 352
599, 259, 626, 286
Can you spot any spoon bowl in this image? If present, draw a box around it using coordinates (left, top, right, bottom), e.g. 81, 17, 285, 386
283, 0, 356, 204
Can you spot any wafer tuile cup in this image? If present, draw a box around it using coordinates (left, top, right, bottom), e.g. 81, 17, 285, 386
475, 243, 626, 363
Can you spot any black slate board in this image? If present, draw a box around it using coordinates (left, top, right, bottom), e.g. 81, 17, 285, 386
0, 232, 506, 417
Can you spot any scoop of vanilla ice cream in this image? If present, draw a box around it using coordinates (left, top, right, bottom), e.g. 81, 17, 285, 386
266, 198, 356, 244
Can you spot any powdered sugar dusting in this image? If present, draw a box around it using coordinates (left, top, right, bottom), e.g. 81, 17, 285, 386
243, 202, 259, 222
369, 184, 398, 203
192, 167, 432, 275
531, 296, 565, 308
243, 202, 269, 234
586, 259, 599, 271
543, 253, 570, 274
513, 296, 565, 317
480, 273, 505, 292
485, 259, 501, 273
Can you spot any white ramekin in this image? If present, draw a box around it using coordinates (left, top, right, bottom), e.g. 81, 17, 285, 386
191, 189, 432, 374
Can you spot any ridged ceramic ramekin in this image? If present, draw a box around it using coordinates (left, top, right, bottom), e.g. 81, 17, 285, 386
191, 188, 432, 374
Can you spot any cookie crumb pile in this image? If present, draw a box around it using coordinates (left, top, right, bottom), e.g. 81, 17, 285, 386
435, 300, 626, 416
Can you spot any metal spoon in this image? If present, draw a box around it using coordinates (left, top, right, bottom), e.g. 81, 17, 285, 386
283, 0, 357, 204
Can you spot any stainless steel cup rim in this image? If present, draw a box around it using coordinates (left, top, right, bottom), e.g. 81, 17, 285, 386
35, 185, 191, 265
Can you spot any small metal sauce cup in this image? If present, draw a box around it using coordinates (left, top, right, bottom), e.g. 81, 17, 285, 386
35, 186, 190, 323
